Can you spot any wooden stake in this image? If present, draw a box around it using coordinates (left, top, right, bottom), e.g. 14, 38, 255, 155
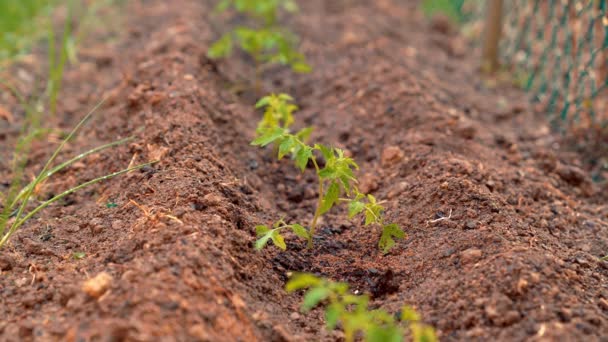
482, 0, 504, 73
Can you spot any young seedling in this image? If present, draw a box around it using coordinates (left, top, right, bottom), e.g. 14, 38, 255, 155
208, 0, 311, 90
252, 94, 405, 253
286, 273, 437, 342
214, 0, 299, 27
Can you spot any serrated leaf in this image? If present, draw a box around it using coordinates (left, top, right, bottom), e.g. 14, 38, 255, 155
315, 144, 333, 161
285, 273, 322, 292
295, 127, 313, 142
270, 230, 287, 250
318, 167, 334, 179
364, 207, 378, 225
278, 136, 296, 159
290, 223, 309, 239
251, 127, 285, 146
295, 146, 312, 171
319, 181, 340, 215
348, 201, 365, 218
325, 303, 341, 330
255, 225, 270, 236
364, 201, 384, 225
378, 224, 405, 254
302, 287, 330, 311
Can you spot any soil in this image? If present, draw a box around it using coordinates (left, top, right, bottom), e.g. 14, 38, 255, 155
1, 0, 607, 341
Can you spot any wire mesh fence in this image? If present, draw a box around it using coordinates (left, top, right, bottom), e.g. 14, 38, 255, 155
443, 0, 607, 131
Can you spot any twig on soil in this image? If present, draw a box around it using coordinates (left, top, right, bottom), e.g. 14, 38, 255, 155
28, 264, 37, 285
127, 153, 139, 173
129, 199, 183, 225
429, 208, 452, 223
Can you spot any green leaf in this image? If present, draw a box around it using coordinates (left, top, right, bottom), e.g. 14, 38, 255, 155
318, 167, 335, 179
292, 61, 312, 73
411, 323, 438, 342
369, 309, 396, 325
282, 0, 299, 12
290, 223, 309, 239
367, 325, 403, 342
302, 287, 330, 311
278, 136, 296, 159
208, 34, 233, 59
348, 201, 365, 218
364, 200, 384, 226
72, 251, 86, 260
295, 127, 313, 142
255, 229, 273, 250
400, 306, 421, 322
285, 273, 321, 292
295, 146, 312, 171
270, 230, 287, 250
255, 225, 270, 236
319, 181, 340, 215
364, 207, 378, 225
378, 223, 405, 254
214, 0, 232, 13
278, 93, 294, 101
255, 96, 271, 108
325, 303, 341, 330
315, 144, 333, 161
106, 202, 117, 208
251, 127, 285, 146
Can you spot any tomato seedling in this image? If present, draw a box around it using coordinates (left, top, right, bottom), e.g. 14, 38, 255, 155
208, 0, 311, 84
252, 94, 405, 253
286, 273, 437, 342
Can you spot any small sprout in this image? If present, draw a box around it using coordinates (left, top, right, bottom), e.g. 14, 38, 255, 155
286, 273, 437, 342
106, 202, 118, 208
209, 0, 311, 80
255, 220, 310, 250
72, 251, 86, 260
251, 94, 405, 252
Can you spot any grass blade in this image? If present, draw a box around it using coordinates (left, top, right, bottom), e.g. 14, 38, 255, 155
11, 136, 134, 207
10, 99, 105, 232
0, 161, 155, 248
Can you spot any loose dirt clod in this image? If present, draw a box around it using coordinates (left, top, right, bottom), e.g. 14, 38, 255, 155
82, 272, 113, 298
0, 255, 14, 271
460, 248, 483, 264
381, 146, 404, 167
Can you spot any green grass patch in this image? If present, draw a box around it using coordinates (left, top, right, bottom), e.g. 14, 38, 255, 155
0, 0, 59, 62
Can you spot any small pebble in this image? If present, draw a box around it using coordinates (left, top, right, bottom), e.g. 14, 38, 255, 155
82, 272, 113, 298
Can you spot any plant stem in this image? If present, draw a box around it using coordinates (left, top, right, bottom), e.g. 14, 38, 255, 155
308, 157, 323, 248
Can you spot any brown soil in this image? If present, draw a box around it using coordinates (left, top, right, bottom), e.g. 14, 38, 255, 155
1, 0, 607, 341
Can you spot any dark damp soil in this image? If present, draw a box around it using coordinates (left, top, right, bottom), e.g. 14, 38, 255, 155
1, 0, 607, 341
